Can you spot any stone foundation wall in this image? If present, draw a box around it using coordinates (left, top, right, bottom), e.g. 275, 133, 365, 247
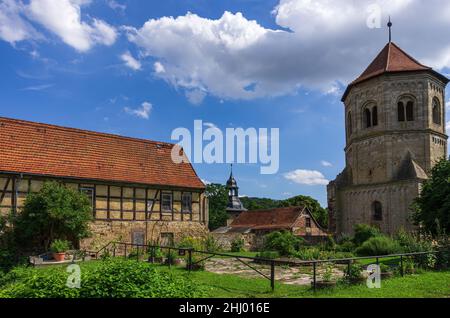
81, 220, 209, 251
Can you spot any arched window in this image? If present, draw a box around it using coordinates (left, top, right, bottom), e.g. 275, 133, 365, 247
372, 201, 383, 221
347, 112, 353, 136
372, 106, 378, 126
398, 102, 405, 122
406, 101, 414, 121
432, 98, 441, 125
364, 108, 372, 128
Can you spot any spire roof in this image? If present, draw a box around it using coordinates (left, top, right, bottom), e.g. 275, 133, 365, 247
342, 42, 449, 101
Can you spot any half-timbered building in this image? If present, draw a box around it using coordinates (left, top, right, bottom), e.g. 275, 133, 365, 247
0, 117, 208, 249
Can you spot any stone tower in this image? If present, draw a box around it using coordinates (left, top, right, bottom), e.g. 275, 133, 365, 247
328, 38, 449, 236
225, 165, 246, 225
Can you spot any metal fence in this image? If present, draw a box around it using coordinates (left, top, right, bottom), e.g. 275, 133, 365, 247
86, 242, 446, 292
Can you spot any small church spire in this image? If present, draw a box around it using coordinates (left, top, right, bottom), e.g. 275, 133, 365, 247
387, 16, 393, 42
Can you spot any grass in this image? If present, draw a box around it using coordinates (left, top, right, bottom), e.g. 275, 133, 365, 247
3, 260, 450, 298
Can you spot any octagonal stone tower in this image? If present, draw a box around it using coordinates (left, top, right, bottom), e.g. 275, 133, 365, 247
328, 41, 449, 236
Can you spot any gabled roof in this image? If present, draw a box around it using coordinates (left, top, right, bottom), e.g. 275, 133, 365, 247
230, 206, 307, 230
342, 42, 449, 101
0, 117, 205, 189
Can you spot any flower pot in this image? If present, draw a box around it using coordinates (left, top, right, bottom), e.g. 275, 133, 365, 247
53, 252, 66, 262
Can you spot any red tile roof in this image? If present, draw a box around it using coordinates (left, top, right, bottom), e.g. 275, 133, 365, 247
0, 117, 205, 189
230, 206, 306, 230
342, 42, 449, 101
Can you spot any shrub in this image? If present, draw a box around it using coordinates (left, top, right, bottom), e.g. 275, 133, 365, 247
204, 235, 222, 252
256, 251, 280, 260
353, 224, 381, 246
355, 236, 402, 256
263, 231, 304, 256
50, 239, 71, 253
0, 259, 205, 298
230, 237, 245, 253
346, 264, 363, 282
394, 230, 432, 253
177, 237, 203, 250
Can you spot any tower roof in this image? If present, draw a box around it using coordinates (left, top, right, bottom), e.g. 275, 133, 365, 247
342, 42, 449, 101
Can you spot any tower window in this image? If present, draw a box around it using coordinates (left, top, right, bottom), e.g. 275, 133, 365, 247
372, 201, 382, 221
372, 106, 378, 126
406, 101, 414, 121
364, 108, 372, 128
398, 102, 405, 122
432, 98, 441, 125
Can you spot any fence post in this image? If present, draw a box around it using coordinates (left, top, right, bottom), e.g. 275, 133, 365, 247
400, 255, 404, 277
168, 247, 171, 269
347, 260, 351, 279
313, 262, 316, 292
270, 261, 275, 291
124, 243, 127, 259
376, 257, 379, 265
136, 245, 140, 261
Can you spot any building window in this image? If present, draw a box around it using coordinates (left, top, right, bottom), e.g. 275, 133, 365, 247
432, 98, 441, 125
160, 232, 174, 247
161, 192, 172, 212
364, 108, 372, 128
182, 192, 192, 213
372, 106, 378, 126
347, 112, 353, 136
406, 101, 414, 121
80, 187, 94, 209
132, 231, 145, 246
372, 201, 383, 221
305, 217, 311, 228
398, 102, 405, 122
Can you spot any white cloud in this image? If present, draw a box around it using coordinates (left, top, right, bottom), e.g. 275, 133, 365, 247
107, 0, 126, 12
124, 101, 152, 119
186, 89, 206, 105
201, 179, 211, 185
321, 160, 332, 167
446, 121, 450, 131
0, 0, 117, 51
0, 0, 40, 43
154, 61, 165, 74
120, 51, 141, 70
126, 1, 450, 103
21, 83, 54, 91
446, 99, 450, 111
284, 169, 329, 186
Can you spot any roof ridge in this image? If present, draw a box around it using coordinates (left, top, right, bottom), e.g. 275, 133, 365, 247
385, 42, 391, 72
390, 42, 430, 70
0, 116, 176, 148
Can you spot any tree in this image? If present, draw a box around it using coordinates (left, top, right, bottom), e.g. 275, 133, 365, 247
413, 158, 450, 236
13, 181, 93, 251
205, 184, 229, 231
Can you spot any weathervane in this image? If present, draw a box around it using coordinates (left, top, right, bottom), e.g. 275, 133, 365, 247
388, 16, 393, 42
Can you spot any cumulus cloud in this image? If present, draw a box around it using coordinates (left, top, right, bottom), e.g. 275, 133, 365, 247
107, 0, 126, 12
284, 169, 329, 186
0, 0, 117, 51
126, 1, 450, 103
120, 51, 141, 70
153, 61, 165, 74
124, 101, 152, 119
0, 0, 39, 43
26, 0, 117, 52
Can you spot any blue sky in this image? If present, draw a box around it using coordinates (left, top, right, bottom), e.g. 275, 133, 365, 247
1, 0, 449, 207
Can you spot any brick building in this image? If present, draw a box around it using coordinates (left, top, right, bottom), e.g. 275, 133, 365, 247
0, 117, 208, 249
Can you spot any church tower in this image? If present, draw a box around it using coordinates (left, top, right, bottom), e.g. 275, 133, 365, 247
328, 22, 449, 235
225, 165, 246, 225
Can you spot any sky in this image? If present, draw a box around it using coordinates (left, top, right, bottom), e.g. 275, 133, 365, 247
0, 0, 449, 207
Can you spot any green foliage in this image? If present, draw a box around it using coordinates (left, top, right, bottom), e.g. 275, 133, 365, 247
177, 237, 203, 251
353, 224, 381, 246
322, 264, 334, 282
239, 197, 279, 211
0, 259, 204, 298
230, 236, 245, 253
50, 239, 71, 253
263, 231, 304, 256
394, 230, 432, 253
205, 184, 229, 231
413, 158, 450, 236
13, 181, 92, 251
294, 248, 354, 260
346, 264, 363, 282
203, 235, 222, 252
279, 195, 328, 228
355, 236, 402, 256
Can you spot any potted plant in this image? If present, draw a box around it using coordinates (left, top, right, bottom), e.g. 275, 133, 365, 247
50, 239, 71, 262
313, 264, 337, 288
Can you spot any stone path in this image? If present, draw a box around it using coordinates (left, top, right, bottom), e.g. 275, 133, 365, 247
204, 258, 346, 286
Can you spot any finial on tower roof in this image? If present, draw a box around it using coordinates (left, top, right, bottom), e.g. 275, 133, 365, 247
388, 16, 393, 42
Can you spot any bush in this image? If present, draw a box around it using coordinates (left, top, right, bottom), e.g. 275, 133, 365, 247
263, 231, 304, 256
346, 264, 363, 282
355, 236, 402, 256
230, 237, 245, 253
256, 251, 280, 260
353, 224, 381, 246
394, 230, 432, 253
0, 259, 205, 298
204, 235, 222, 253
50, 239, 71, 253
